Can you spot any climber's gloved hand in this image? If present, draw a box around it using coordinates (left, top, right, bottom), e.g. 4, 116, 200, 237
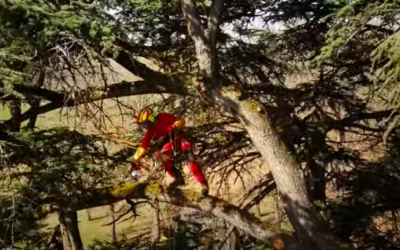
166, 118, 185, 133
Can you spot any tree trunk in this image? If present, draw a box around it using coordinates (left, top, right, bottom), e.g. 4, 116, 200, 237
58, 211, 83, 250
26, 70, 45, 130
47, 225, 63, 250
180, 0, 353, 249
8, 100, 21, 132
305, 160, 326, 204
86, 209, 92, 221
59, 213, 73, 250
109, 204, 117, 243
27, 99, 40, 130
213, 56, 350, 250
274, 193, 284, 229
150, 201, 161, 242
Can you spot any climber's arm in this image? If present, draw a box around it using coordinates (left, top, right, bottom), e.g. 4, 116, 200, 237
131, 130, 152, 163
167, 118, 186, 132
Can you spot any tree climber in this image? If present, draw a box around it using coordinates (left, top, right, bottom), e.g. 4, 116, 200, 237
129, 108, 209, 195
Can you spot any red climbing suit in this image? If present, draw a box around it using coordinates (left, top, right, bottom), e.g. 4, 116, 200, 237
137, 112, 206, 184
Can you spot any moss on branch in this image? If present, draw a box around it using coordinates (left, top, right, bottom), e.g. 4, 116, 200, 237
69, 182, 303, 249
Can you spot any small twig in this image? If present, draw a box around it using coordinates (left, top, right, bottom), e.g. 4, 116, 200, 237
102, 201, 147, 226
383, 114, 400, 145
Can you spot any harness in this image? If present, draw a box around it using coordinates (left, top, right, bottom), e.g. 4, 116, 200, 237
147, 102, 195, 161
152, 129, 189, 157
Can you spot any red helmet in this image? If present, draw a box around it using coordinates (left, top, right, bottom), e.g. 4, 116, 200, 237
136, 107, 155, 123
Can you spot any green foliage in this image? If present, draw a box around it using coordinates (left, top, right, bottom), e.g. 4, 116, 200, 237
2, 0, 400, 248
0, 0, 122, 52
372, 31, 400, 103
316, 0, 400, 109
111, 0, 183, 49
0, 127, 126, 245
0, 0, 126, 99
12, 128, 118, 192
0, 192, 49, 246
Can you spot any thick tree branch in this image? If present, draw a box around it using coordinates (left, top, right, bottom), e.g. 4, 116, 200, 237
181, 0, 207, 40
320, 110, 393, 132
1, 51, 202, 132
67, 182, 303, 249
181, 0, 218, 80
0, 64, 193, 130
207, 0, 225, 47
0, 82, 61, 103
5, 69, 191, 104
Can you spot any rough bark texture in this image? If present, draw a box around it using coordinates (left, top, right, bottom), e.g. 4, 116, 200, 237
216, 97, 344, 249
58, 211, 83, 250
180, 0, 353, 249
58, 213, 73, 250
66, 182, 302, 249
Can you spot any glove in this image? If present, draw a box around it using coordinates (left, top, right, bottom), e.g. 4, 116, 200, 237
132, 146, 146, 163
174, 118, 185, 130
166, 118, 186, 133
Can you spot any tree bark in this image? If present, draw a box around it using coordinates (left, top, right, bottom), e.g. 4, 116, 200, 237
225, 231, 236, 250
58, 211, 83, 250
27, 70, 45, 130
85, 209, 92, 221
150, 201, 161, 243
180, 0, 353, 249
27, 98, 39, 130
58, 213, 73, 250
8, 100, 21, 132
47, 225, 63, 250
109, 204, 116, 243
305, 160, 326, 204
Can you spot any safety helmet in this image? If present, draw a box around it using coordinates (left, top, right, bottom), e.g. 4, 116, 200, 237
136, 107, 155, 123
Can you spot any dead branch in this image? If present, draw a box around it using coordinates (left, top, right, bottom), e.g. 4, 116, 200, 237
102, 200, 147, 226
